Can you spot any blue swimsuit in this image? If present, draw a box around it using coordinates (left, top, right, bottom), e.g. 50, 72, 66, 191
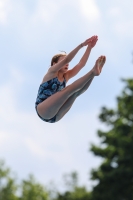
35, 77, 66, 123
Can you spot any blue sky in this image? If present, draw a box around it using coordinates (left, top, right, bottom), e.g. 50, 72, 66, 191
0, 0, 133, 191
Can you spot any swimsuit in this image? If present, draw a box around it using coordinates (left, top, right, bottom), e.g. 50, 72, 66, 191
35, 76, 66, 123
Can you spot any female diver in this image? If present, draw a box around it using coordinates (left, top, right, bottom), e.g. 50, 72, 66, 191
35, 35, 106, 123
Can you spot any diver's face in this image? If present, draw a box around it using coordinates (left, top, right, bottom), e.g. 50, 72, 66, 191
58, 56, 69, 72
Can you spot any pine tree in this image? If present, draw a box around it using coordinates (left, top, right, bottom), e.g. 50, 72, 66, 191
90, 79, 133, 200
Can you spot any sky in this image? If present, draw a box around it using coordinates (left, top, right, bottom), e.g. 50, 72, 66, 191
0, 0, 133, 191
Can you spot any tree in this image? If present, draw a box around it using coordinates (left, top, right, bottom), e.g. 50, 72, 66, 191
19, 174, 48, 200
0, 160, 49, 200
0, 161, 91, 200
55, 172, 91, 200
55, 187, 91, 200
0, 160, 18, 200
90, 79, 133, 200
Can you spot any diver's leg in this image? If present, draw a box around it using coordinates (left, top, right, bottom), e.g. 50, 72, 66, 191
55, 78, 94, 121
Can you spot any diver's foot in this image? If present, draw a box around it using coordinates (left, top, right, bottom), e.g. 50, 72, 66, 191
93, 56, 106, 76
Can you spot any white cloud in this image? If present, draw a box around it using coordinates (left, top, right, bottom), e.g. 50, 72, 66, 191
0, 67, 25, 123
0, 131, 9, 145
108, 6, 133, 38
78, 0, 101, 22
114, 20, 133, 38
109, 7, 122, 18
10, 66, 25, 84
0, 0, 12, 25
31, 0, 59, 24
25, 138, 47, 159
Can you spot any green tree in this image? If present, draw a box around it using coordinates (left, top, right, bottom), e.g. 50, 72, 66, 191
0, 160, 18, 200
0, 160, 49, 200
55, 172, 91, 200
90, 79, 133, 200
19, 174, 48, 200
56, 187, 91, 200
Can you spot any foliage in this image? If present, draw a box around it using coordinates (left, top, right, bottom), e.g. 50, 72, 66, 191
55, 187, 91, 200
90, 79, 133, 200
0, 162, 91, 200
55, 172, 91, 200
19, 174, 48, 200
0, 160, 18, 200
0, 160, 48, 200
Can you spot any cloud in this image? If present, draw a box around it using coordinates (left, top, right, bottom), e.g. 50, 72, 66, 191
114, 20, 133, 38
78, 0, 101, 22
25, 137, 47, 159
31, 0, 59, 24
109, 7, 122, 18
0, 131, 9, 145
108, 6, 133, 38
0, 67, 25, 122
1, 0, 68, 57
0, 0, 12, 25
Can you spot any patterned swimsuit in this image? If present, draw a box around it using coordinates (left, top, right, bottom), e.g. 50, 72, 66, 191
35, 76, 66, 123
